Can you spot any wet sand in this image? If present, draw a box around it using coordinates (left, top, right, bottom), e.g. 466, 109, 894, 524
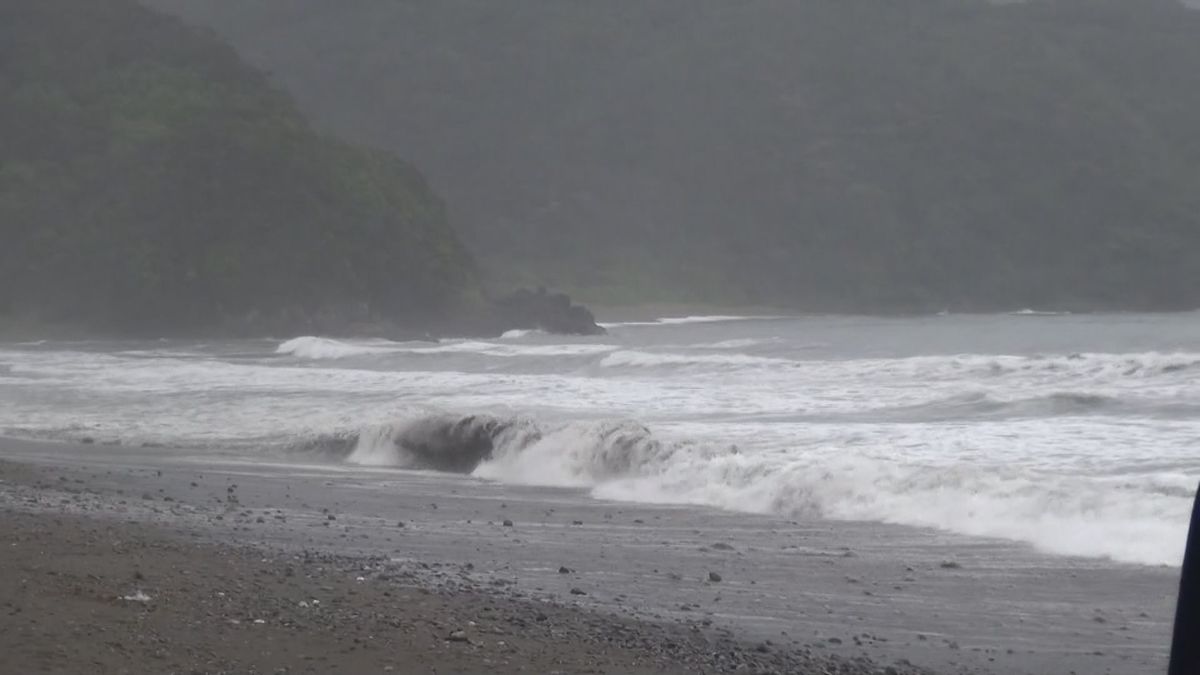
0, 438, 1180, 674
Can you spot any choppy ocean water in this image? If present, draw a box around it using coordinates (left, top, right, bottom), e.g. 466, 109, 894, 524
2, 312, 1198, 566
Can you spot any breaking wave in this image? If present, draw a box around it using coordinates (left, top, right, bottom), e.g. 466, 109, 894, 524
406, 341, 617, 357
848, 351, 1200, 382
336, 413, 714, 483
1010, 309, 1072, 316
304, 410, 1192, 566
657, 315, 786, 325
600, 349, 794, 369
594, 454, 1192, 567
871, 391, 1121, 421
275, 337, 1200, 391
597, 348, 1200, 381
276, 336, 401, 359
500, 329, 545, 339
276, 335, 617, 360
698, 338, 785, 350
10, 321, 1199, 570
601, 314, 787, 328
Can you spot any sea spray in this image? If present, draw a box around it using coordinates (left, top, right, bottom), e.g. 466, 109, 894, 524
276, 336, 402, 359
332, 410, 1193, 566
4, 313, 1199, 567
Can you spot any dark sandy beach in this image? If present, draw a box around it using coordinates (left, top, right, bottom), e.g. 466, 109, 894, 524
0, 439, 1180, 674
5, 509, 902, 675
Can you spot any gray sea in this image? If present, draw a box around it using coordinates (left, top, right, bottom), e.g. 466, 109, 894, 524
2, 311, 1198, 566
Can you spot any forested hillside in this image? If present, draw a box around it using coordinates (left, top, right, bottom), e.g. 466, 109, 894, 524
0, 1, 477, 333
148, 0, 1200, 312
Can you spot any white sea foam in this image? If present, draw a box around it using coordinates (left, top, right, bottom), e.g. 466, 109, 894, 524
600, 349, 793, 369
657, 314, 784, 325
592, 454, 1191, 566
335, 410, 1198, 566
500, 329, 545, 339
700, 338, 778, 349
601, 314, 787, 328
3, 312, 1199, 568
466, 416, 1195, 566
276, 336, 398, 359
597, 320, 662, 328
1011, 309, 1072, 316
826, 351, 1200, 385
275, 336, 616, 360
405, 340, 618, 357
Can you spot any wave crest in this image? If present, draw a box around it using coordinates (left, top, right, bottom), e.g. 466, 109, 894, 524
347, 414, 541, 472
338, 413, 723, 483
877, 390, 1121, 421
499, 329, 545, 339
600, 349, 792, 369
276, 336, 397, 359
288, 407, 1191, 566
863, 351, 1200, 382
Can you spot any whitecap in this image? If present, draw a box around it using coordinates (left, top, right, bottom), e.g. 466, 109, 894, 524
276, 336, 396, 359
599, 349, 793, 369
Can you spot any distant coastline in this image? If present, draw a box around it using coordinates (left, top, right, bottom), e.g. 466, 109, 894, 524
588, 302, 1200, 326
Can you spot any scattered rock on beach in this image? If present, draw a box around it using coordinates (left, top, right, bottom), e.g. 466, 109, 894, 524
0, 460, 997, 675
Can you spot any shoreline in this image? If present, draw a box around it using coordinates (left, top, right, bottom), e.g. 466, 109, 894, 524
6, 305, 1199, 343
0, 513, 847, 675
0, 456, 926, 675
590, 304, 1200, 324
0, 438, 1181, 674
589, 303, 796, 324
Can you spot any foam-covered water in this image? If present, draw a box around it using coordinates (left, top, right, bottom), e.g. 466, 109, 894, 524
2, 312, 1199, 566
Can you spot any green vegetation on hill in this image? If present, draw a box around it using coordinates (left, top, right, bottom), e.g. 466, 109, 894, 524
0, 1, 477, 333
149, 0, 1200, 312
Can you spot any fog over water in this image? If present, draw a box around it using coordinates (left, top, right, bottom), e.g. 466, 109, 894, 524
3, 312, 1197, 567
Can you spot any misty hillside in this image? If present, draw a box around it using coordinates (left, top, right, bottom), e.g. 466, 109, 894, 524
0, 1, 476, 333
146, 0, 1200, 312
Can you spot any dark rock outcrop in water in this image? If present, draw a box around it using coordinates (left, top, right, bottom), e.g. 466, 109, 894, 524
432, 288, 605, 337
487, 288, 605, 336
